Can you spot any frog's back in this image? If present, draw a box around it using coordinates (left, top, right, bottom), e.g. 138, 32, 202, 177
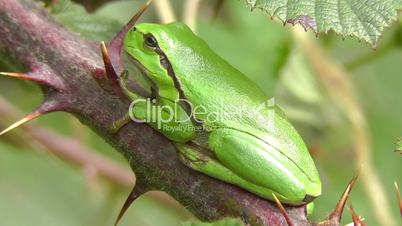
141, 22, 266, 103
139, 22, 268, 123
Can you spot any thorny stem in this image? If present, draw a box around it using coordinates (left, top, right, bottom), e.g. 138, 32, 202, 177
0, 96, 184, 212
154, 0, 176, 23
183, 0, 202, 32
0, 0, 310, 225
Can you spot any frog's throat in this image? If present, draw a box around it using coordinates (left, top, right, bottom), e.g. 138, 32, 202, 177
124, 53, 157, 97
126, 49, 193, 116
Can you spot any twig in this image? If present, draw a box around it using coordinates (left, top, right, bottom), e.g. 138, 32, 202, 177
0, 96, 133, 187
154, 0, 176, 23
0, 95, 184, 212
211, 0, 226, 21
183, 0, 202, 31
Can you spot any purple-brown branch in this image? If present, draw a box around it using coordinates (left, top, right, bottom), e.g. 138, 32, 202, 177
0, 0, 313, 225
0, 96, 134, 188
0, 95, 185, 212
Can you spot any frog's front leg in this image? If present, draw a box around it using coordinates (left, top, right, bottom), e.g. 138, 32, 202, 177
111, 98, 196, 142
110, 70, 195, 142
130, 98, 196, 142
110, 113, 132, 134
109, 70, 143, 134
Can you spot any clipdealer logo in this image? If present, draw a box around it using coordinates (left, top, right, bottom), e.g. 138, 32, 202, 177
128, 97, 277, 131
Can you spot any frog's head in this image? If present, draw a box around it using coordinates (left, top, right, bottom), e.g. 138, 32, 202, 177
123, 22, 199, 100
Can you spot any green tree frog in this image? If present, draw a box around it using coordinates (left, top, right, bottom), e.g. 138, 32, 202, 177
116, 22, 321, 205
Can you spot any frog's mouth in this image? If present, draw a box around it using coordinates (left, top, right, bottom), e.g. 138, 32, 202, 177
125, 51, 159, 98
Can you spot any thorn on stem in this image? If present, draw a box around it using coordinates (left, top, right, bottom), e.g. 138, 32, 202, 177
0, 71, 65, 90
0, 72, 32, 79
348, 202, 366, 226
0, 111, 42, 136
395, 181, 402, 218
114, 186, 145, 226
100, 42, 118, 81
272, 193, 294, 226
107, 0, 152, 76
328, 170, 360, 223
0, 100, 61, 136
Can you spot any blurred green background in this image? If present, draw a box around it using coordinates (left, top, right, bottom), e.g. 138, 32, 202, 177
0, 0, 401, 225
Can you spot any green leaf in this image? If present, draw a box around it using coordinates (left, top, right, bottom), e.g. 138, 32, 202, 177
182, 218, 244, 226
244, 0, 402, 46
50, 0, 121, 41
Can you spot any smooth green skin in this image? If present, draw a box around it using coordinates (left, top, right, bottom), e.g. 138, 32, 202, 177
121, 22, 321, 205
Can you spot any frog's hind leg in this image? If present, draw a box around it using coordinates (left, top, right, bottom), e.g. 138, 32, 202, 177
175, 143, 284, 201
208, 128, 314, 204
176, 143, 225, 175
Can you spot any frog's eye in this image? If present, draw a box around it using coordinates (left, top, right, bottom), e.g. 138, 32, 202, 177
131, 26, 137, 32
144, 35, 158, 48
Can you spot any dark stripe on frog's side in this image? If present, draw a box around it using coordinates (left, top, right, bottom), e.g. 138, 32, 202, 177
153, 46, 193, 116
127, 36, 196, 124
